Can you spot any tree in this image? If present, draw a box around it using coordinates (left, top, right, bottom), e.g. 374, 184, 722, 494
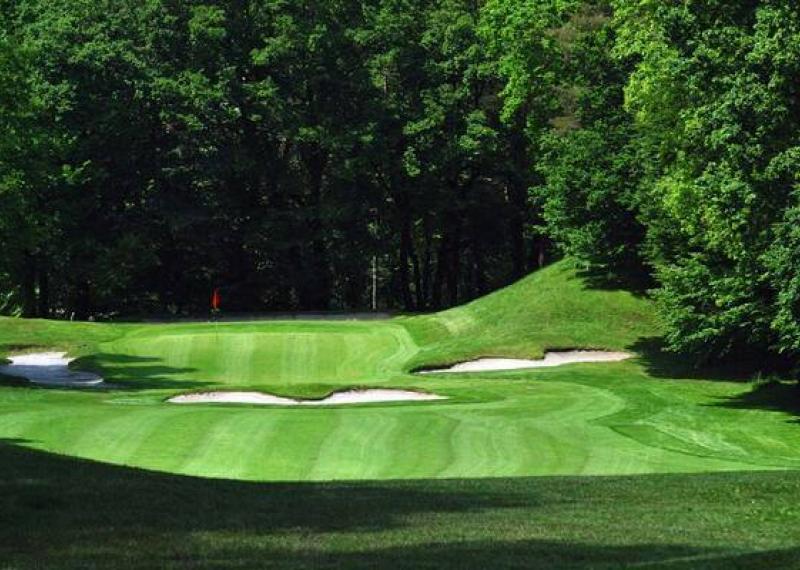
0, 23, 62, 317
615, 1, 800, 362
535, 3, 647, 281
0, 0, 555, 317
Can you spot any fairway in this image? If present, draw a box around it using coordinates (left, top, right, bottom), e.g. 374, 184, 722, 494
2, 263, 799, 482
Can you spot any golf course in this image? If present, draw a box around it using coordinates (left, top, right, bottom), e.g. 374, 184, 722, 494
3, 261, 800, 483
3, 262, 800, 567
4, 0, 800, 567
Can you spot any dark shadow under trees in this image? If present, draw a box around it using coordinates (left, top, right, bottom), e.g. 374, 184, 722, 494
629, 337, 796, 382
0, 353, 210, 391
711, 380, 800, 423
2, 440, 800, 569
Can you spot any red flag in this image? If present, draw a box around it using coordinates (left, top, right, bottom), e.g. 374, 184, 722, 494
211, 288, 221, 311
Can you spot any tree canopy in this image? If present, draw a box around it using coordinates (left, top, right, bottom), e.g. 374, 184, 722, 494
0, 0, 563, 318
2, 0, 800, 371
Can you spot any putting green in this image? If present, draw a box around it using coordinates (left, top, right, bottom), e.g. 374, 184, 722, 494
93, 320, 418, 388
1, 262, 799, 481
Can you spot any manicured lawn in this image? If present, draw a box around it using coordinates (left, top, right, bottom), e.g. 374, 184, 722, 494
1, 261, 799, 567
1, 262, 798, 481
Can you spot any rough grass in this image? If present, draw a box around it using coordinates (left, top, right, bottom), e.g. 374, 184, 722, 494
1, 442, 799, 569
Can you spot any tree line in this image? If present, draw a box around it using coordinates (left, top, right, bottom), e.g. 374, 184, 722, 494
0, 0, 558, 318
3, 0, 800, 368
529, 0, 800, 368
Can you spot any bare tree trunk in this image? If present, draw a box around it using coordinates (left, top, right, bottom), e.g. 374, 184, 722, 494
411, 240, 422, 311
432, 231, 447, 310
37, 263, 50, 318
445, 219, 461, 306
420, 217, 433, 310
397, 191, 414, 311
21, 252, 37, 318
73, 280, 92, 320
508, 126, 531, 279
298, 145, 332, 310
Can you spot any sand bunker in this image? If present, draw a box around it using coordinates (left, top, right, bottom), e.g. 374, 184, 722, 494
0, 352, 104, 387
169, 388, 445, 406
418, 350, 631, 374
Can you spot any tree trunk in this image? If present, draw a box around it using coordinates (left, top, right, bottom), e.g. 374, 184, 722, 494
297, 145, 332, 310
21, 253, 37, 318
432, 231, 447, 310
510, 216, 526, 277
445, 179, 465, 307
445, 220, 461, 307
397, 190, 414, 311
411, 238, 423, 311
37, 264, 50, 318
73, 280, 92, 320
471, 238, 487, 298
508, 127, 531, 279
420, 217, 433, 310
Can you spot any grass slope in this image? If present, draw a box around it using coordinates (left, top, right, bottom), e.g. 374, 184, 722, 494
401, 261, 658, 368
1, 261, 800, 482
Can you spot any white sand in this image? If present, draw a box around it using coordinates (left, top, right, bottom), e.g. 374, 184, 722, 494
418, 350, 632, 374
169, 388, 446, 406
0, 352, 105, 387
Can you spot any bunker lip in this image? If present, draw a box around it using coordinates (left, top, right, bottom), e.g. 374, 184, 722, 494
0, 352, 105, 387
168, 388, 446, 406
416, 350, 632, 374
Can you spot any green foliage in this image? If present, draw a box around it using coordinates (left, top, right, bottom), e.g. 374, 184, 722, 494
535, 4, 646, 274
0, 0, 558, 316
765, 198, 800, 356
611, 1, 800, 362
491, 1, 800, 365
5, 0, 800, 371
479, 0, 575, 126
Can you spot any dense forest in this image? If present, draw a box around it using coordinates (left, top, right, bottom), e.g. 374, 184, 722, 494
2, 1, 800, 366
0, 0, 558, 318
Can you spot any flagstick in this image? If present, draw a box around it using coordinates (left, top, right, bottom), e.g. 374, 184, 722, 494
211, 288, 220, 341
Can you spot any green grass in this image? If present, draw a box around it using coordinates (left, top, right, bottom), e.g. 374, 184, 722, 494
1, 260, 800, 567
0, 317, 127, 361
1, 261, 798, 481
400, 261, 657, 368
2, 442, 800, 569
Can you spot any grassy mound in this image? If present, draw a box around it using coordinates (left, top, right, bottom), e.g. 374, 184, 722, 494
401, 261, 657, 368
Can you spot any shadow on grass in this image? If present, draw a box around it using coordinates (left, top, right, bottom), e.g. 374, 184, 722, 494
711, 381, 800, 423
0, 344, 47, 367
0, 353, 210, 391
196, 542, 800, 570
630, 338, 800, 423
628, 337, 782, 382
575, 265, 654, 297
2, 440, 800, 568
73, 353, 210, 391
0, 343, 48, 355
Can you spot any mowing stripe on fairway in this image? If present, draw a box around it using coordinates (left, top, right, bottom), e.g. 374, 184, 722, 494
1, 262, 799, 481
